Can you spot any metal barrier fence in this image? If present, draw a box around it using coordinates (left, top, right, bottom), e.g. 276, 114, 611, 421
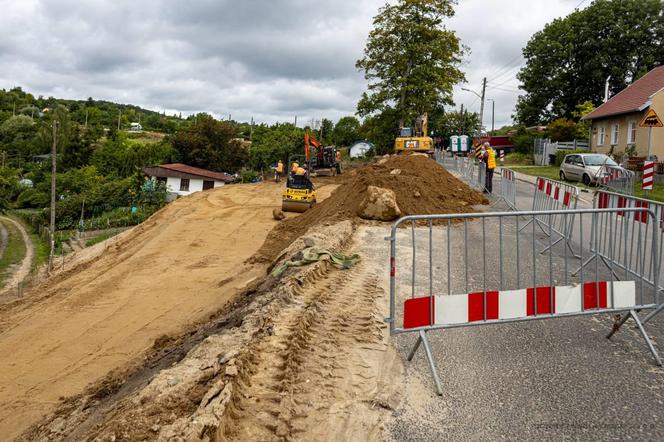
573, 189, 664, 328
519, 177, 580, 256
600, 165, 635, 195
387, 208, 662, 395
491, 168, 518, 211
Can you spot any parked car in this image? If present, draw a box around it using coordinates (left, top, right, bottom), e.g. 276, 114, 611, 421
559, 153, 623, 186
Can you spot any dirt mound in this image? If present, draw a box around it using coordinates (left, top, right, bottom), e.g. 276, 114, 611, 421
258, 155, 487, 261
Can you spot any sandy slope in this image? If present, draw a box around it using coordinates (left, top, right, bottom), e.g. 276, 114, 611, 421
0, 181, 335, 440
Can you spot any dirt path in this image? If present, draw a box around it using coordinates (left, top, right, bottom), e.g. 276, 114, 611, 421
0, 216, 34, 295
0, 181, 336, 440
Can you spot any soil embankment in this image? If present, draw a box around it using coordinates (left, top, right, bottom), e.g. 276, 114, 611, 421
0, 181, 336, 440
258, 154, 487, 261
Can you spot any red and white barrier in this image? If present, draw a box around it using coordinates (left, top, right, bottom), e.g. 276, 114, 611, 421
536, 177, 574, 207
643, 161, 655, 191
403, 281, 635, 329
500, 150, 505, 162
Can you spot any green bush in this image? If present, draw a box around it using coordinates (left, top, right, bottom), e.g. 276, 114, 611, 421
554, 149, 589, 167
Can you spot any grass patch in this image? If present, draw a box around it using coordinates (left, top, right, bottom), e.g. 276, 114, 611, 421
0, 219, 27, 285
85, 229, 123, 247
510, 166, 561, 181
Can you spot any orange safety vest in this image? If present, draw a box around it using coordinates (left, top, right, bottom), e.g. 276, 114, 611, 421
291, 162, 299, 173
277, 161, 283, 173
486, 148, 496, 170
295, 167, 306, 176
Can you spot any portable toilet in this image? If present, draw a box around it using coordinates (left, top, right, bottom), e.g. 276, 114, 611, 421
449, 135, 459, 152
459, 135, 469, 153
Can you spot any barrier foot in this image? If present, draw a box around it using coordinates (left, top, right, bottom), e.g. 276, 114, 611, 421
642, 303, 664, 325
420, 330, 443, 396
608, 310, 662, 366
572, 254, 597, 277
630, 310, 663, 366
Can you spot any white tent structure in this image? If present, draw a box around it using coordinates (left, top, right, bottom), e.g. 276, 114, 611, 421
349, 141, 374, 158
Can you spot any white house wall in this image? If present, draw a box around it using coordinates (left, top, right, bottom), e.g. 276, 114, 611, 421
165, 177, 225, 196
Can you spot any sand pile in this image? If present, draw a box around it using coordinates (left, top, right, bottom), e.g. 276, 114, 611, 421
258, 155, 487, 261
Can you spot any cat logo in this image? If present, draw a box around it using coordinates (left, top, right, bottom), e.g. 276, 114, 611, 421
640, 109, 663, 128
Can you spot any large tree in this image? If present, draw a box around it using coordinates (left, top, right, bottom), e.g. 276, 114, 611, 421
356, 0, 465, 130
516, 0, 664, 126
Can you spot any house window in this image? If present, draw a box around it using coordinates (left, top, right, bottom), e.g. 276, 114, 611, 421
628, 121, 637, 144
611, 124, 619, 145
203, 180, 214, 190
598, 126, 605, 146
180, 178, 190, 191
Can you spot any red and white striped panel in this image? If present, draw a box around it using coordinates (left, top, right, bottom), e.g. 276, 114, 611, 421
536, 178, 573, 207
502, 169, 514, 181
596, 190, 659, 225
643, 161, 655, 191
403, 281, 635, 329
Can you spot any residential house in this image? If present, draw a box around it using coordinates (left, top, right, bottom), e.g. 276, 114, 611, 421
583, 66, 664, 158
143, 163, 234, 197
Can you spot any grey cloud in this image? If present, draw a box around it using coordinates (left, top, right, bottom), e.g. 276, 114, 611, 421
0, 0, 580, 126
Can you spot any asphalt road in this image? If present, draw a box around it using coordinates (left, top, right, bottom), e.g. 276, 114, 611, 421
383, 164, 664, 440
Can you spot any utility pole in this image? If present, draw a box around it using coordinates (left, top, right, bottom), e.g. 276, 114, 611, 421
478, 77, 487, 136
84, 109, 88, 128
48, 121, 58, 273
460, 104, 464, 134
250, 117, 254, 141
117, 109, 121, 130
294, 116, 298, 127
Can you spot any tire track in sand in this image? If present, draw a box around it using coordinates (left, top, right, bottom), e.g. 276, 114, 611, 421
222, 260, 398, 441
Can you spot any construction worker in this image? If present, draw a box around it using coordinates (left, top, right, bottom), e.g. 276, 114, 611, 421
276, 159, 284, 183
291, 161, 299, 174
335, 150, 341, 162
482, 142, 496, 193
295, 166, 307, 176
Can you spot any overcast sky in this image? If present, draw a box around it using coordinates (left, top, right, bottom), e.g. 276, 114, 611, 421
0, 0, 587, 129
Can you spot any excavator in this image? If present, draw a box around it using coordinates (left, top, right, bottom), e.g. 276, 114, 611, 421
304, 131, 342, 176
394, 113, 434, 155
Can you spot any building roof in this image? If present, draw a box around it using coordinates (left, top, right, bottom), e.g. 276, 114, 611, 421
145, 163, 234, 182
584, 66, 664, 121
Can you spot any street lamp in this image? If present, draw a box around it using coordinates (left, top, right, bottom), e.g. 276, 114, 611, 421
461, 87, 482, 100
460, 86, 486, 136
486, 99, 495, 136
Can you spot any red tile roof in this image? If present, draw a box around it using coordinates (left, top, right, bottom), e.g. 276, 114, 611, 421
584, 66, 664, 120
158, 163, 233, 182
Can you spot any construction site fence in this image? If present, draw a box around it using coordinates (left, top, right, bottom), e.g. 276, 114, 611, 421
492, 168, 517, 211
575, 189, 664, 325
387, 208, 663, 394
520, 177, 580, 257
599, 165, 635, 195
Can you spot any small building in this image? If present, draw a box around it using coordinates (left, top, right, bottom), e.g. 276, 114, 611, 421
584, 66, 664, 157
129, 122, 143, 132
349, 140, 374, 158
143, 163, 234, 197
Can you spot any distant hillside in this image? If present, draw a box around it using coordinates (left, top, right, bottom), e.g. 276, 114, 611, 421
0, 87, 185, 133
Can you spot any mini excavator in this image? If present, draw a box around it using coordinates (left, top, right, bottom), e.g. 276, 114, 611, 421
304, 131, 342, 177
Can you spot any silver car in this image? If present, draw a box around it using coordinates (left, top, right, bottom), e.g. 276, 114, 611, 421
559, 153, 622, 186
